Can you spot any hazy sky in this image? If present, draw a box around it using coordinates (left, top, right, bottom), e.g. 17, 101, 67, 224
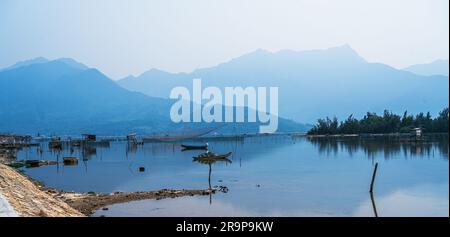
0, 0, 448, 79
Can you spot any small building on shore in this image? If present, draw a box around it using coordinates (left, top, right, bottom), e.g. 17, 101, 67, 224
127, 133, 137, 143
410, 127, 423, 137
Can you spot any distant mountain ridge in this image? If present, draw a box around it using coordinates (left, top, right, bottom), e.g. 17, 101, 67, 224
0, 57, 49, 71
118, 45, 449, 123
404, 59, 449, 77
0, 58, 309, 135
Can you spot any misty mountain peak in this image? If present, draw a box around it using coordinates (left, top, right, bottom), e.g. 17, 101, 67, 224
1, 57, 90, 74
327, 44, 357, 54
313, 44, 365, 63
220, 44, 366, 69
248, 48, 272, 56
1, 57, 49, 71
53, 58, 89, 70
138, 68, 176, 79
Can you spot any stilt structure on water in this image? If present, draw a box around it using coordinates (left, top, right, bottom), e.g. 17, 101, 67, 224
143, 124, 226, 142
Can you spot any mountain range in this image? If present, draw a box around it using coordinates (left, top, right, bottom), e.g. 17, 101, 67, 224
1, 45, 448, 135
0, 58, 306, 135
118, 45, 449, 123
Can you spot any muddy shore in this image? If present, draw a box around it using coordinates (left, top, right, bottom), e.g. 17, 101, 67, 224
58, 189, 214, 216
0, 163, 214, 217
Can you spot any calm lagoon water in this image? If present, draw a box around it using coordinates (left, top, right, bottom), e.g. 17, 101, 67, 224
17, 135, 449, 217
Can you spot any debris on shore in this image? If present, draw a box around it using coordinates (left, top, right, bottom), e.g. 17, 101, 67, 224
58, 188, 215, 216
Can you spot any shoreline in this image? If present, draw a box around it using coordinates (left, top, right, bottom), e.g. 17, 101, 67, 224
304, 132, 448, 138
0, 164, 214, 217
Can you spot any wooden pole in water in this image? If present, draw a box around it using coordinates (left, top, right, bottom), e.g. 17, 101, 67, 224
370, 192, 378, 217
369, 162, 378, 193
208, 163, 212, 190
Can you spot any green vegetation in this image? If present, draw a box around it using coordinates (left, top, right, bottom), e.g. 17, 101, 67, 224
307, 108, 449, 135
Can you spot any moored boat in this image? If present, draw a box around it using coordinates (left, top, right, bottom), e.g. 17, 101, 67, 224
181, 143, 208, 150
193, 151, 232, 163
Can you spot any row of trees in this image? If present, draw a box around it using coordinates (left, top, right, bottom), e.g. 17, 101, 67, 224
307, 108, 449, 135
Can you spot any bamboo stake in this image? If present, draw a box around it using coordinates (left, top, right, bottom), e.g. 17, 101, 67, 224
369, 162, 378, 193
370, 192, 378, 217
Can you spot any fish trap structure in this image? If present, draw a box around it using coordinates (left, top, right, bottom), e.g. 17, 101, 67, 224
143, 124, 226, 142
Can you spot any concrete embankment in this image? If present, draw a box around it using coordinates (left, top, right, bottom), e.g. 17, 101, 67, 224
0, 193, 18, 217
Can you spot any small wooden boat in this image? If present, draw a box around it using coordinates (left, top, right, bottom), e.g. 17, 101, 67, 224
181, 143, 208, 150
193, 151, 232, 163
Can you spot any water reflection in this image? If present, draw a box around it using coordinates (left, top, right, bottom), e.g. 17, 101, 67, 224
354, 183, 448, 217
82, 146, 97, 161
370, 192, 378, 217
93, 195, 259, 217
94, 182, 449, 217
11, 134, 449, 216
307, 135, 449, 159
192, 151, 232, 204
